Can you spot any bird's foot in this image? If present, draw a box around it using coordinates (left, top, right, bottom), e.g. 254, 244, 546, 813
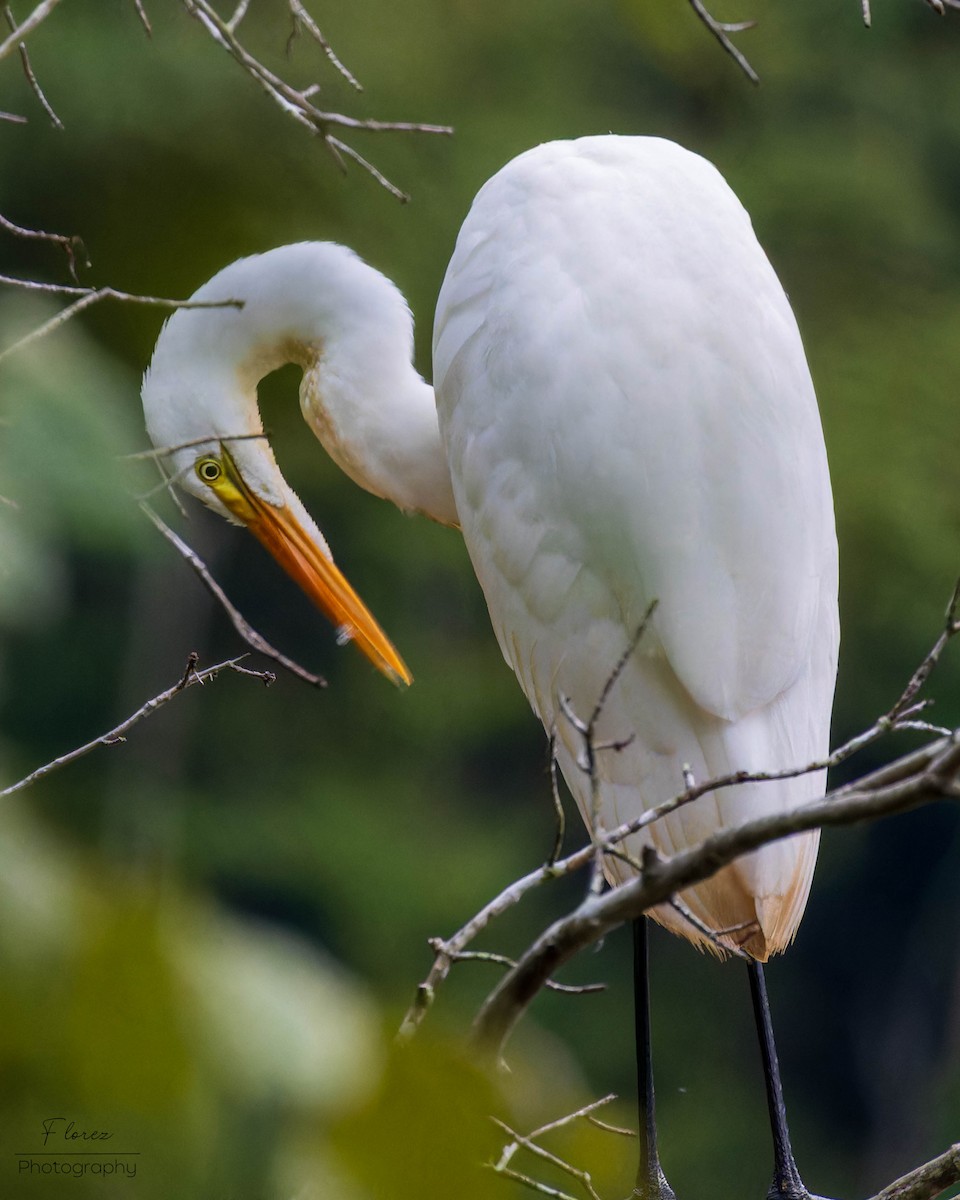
633, 1165, 677, 1200
767, 1190, 837, 1200
765, 1166, 836, 1200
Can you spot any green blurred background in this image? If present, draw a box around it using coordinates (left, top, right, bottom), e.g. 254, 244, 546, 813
1, 1, 959, 1197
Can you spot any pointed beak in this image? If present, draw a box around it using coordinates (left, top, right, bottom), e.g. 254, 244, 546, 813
213, 449, 412, 687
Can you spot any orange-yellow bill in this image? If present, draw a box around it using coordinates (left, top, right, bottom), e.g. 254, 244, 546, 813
212, 450, 412, 687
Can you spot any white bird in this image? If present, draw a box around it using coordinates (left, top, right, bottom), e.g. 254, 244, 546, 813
142, 135, 839, 1200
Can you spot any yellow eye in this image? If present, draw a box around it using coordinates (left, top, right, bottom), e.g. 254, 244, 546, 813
196, 457, 222, 484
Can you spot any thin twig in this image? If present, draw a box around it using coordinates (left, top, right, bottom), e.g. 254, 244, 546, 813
668, 893, 754, 960
125, 431, 269, 462
888, 576, 960, 721
133, 0, 152, 36
487, 1165, 579, 1200
428, 943, 605, 996
3, 3, 62, 127
585, 1113, 634, 1137
325, 135, 409, 203
0, 276, 241, 363
286, 0, 361, 90
0, 0, 60, 64
687, 0, 760, 85
547, 727, 566, 866
141, 503, 328, 689
1, 653, 273, 798
0, 214, 88, 281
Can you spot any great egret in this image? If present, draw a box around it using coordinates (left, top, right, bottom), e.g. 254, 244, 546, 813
142, 136, 839, 1200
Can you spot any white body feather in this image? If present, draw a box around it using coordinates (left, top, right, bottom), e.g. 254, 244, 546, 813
434, 137, 839, 957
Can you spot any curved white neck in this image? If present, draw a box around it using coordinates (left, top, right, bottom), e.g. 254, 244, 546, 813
142, 243, 458, 527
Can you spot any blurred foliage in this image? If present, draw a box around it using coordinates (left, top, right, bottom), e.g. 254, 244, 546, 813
1, 1, 960, 1198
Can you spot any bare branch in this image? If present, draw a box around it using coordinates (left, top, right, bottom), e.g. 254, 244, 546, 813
471, 733, 960, 1056
0, 652, 274, 798
407, 580, 960, 1040
868, 1144, 960, 1200
687, 0, 760, 85
0, 0, 60, 65
141, 503, 328, 689
398, 704, 958, 1042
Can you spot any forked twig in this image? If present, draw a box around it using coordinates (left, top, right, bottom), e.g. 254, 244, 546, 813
558, 601, 656, 895
181, 0, 451, 201
0, 214, 88, 281
286, 0, 361, 91
668, 893, 754, 960
687, 0, 759, 85
1, 652, 274, 798
490, 1095, 630, 1200
0, 0, 61, 65
428, 942, 605, 996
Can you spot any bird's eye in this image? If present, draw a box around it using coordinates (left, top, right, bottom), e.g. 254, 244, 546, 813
196, 457, 223, 484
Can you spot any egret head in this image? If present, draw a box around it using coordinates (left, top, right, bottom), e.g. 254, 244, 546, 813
141, 245, 416, 687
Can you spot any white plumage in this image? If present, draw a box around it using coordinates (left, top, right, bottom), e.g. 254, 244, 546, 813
434, 137, 838, 957
142, 135, 839, 960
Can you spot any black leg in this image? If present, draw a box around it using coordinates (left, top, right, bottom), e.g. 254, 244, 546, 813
633, 918, 676, 1200
748, 961, 829, 1200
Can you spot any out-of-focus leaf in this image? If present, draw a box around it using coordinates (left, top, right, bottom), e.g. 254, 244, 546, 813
330, 1037, 502, 1200
171, 904, 382, 1110
0, 298, 146, 628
